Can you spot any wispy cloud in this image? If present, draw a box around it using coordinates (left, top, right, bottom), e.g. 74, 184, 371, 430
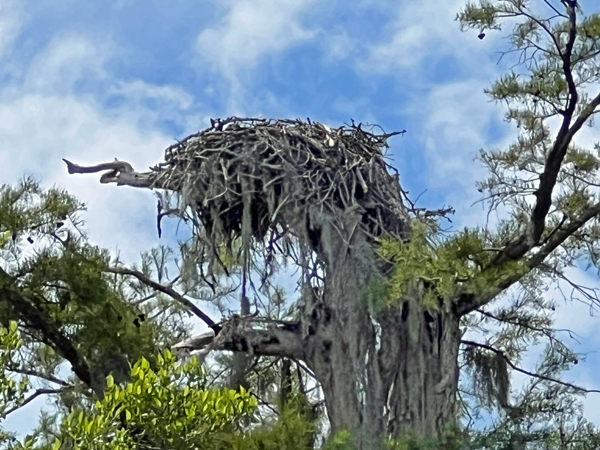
0, 0, 26, 62
356, 0, 499, 81
194, 0, 317, 92
22, 33, 113, 94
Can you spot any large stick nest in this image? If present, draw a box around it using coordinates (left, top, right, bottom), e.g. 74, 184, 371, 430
150, 117, 412, 271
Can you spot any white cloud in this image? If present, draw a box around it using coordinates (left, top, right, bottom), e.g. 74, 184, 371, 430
357, 0, 499, 79
320, 25, 355, 62
104, 79, 208, 132
0, 0, 26, 62
0, 32, 202, 265
195, 0, 317, 83
0, 92, 174, 264
23, 33, 113, 94
108, 79, 193, 111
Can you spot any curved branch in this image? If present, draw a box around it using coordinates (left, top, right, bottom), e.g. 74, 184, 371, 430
105, 266, 221, 333
62, 158, 171, 190
1, 387, 68, 419
460, 339, 600, 394
7, 367, 72, 387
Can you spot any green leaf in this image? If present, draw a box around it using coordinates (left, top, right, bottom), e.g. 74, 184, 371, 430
0, 230, 10, 248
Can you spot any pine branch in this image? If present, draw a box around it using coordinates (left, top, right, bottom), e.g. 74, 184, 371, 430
0, 267, 97, 396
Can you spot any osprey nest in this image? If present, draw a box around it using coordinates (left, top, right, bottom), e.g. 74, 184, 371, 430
148, 117, 412, 262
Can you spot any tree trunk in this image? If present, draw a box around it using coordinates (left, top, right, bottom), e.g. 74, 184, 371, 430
302, 216, 461, 448
229, 294, 252, 391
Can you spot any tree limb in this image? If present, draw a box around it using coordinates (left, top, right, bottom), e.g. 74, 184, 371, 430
0, 267, 99, 396
488, 5, 592, 268
460, 340, 600, 394
7, 366, 72, 387
457, 193, 600, 316
174, 316, 304, 360
1, 388, 68, 419
62, 158, 171, 190
105, 266, 221, 334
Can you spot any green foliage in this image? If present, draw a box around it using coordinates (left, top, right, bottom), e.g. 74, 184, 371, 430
226, 393, 317, 450
55, 350, 257, 449
321, 426, 468, 450
46, 351, 320, 450
371, 222, 527, 310
0, 177, 171, 386
0, 177, 79, 240
0, 322, 29, 419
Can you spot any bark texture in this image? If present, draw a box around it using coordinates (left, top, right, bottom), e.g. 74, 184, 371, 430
300, 211, 461, 446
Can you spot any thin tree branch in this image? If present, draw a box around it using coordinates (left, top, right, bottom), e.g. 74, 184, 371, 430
460, 339, 600, 394
475, 308, 581, 345
106, 266, 221, 334
7, 367, 72, 387
1, 388, 67, 419
542, 0, 568, 19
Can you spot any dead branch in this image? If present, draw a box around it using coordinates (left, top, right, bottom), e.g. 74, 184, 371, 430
7, 366, 72, 387
173, 315, 304, 360
62, 158, 173, 190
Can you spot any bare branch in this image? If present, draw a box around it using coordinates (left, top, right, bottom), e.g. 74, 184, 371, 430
475, 308, 581, 345
105, 266, 220, 333
7, 366, 72, 387
460, 339, 600, 394
174, 316, 304, 360
62, 158, 172, 190
542, 0, 568, 19
1, 388, 68, 419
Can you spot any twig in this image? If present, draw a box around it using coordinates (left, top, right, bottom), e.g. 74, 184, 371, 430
1, 388, 67, 418
7, 367, 71, 387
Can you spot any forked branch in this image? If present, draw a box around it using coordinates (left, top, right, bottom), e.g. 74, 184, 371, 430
62, 158, 170, 189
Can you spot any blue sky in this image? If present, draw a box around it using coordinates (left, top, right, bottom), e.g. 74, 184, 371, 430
1, 0, 600, 439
